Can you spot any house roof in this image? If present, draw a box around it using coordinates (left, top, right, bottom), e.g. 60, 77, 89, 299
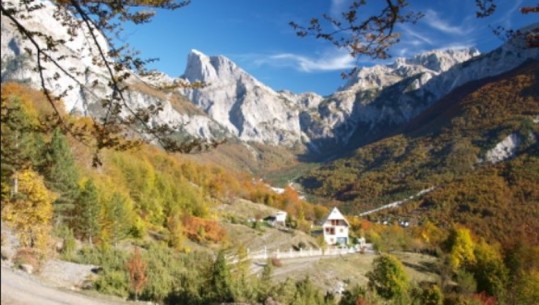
322, 207, 350, 227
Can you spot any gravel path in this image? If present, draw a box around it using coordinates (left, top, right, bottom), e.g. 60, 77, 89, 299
1, 265, 130, 305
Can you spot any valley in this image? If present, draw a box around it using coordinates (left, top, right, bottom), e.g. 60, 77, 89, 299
1, 0, 539, 304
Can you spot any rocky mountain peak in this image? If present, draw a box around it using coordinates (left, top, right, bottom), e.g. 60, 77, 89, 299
184, 49, 237, 82
341, 47, 481, 91
402, 48, 481, 72
183, 49, 256, 85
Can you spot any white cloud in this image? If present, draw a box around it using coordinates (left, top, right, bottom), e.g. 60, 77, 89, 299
496, 0, 523, 27
252, 49, 356, 72
423, 9, 471, 35
400, 25, 434, 46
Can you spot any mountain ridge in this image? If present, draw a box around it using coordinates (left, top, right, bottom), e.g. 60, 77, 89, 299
1, 0, 537, 159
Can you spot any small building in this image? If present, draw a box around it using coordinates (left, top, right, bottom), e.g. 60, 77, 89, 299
322, 207, 350, 246
264, 211, 287, 227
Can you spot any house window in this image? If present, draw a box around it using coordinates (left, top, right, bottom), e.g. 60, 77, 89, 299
340, 228, 344, 233
325, 227, 335, 235
331, 219, 339, 226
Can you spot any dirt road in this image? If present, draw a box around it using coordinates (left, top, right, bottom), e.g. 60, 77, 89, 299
1, 266, 129, 305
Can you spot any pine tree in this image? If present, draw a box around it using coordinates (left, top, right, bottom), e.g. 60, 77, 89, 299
208, 250, 233, 302
42, 128, 80, 226
0, 96, 43, 201
74, 179, 101, 245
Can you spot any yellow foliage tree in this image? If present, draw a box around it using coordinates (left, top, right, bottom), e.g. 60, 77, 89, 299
446, 225, 476, 271
2, 169, 56, 251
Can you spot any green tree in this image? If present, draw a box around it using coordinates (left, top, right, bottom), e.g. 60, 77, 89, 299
512, 271, 539, 305
0, 95, 43, 201
42, 128, 80, 226
74, 179, 101, 245
140, 243, 178, 303
367, 254, 410, 302
103, 192, 133, 246
231, 244, 254, 302
290, 277, 331, 305
166, 212, 186, 251
471, 239, 507, 300
257, 258, 274, 299
418, 284, 444, 305
207, 250, 233, 302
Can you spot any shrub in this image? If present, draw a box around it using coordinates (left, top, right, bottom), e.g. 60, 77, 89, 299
270, 257, 282, 268
13, 248, 42, 272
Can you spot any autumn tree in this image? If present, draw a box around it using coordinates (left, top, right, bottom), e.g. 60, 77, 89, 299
127, 247, 147, 301
471, 239, 508, 300
1, 169, 56, 252
444, 225, 476, 271
166, 212, 186, 251
366, 254, 410, 302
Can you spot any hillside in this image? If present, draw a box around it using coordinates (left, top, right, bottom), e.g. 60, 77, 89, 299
2, 1, 539, 303
299, 60, 539, 245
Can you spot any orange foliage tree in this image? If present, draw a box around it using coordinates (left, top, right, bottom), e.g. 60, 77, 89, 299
127, 247, 147, 301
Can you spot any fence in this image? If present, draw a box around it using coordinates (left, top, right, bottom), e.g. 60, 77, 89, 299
228, 243, 374, 263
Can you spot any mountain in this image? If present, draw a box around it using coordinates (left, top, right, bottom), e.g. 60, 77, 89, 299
0, 0, 224, 141
180, 38, 537, 154
181, 49, 320, 146
179, 48, 482, 150
2, 0, 538, 160
299, 60, 539, 244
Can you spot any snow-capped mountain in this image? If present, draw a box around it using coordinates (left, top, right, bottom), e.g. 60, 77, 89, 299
2, 0, 537, 154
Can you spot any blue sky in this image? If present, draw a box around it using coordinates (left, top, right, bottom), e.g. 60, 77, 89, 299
121, 0, 537, 95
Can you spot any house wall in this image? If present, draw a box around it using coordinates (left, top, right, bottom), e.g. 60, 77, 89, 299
322, 223, 349, 245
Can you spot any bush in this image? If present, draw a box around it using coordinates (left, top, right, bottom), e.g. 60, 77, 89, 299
270, 257, 282, 268
13, 248, 42, 272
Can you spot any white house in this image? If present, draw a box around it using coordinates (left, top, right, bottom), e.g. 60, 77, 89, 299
264, 211, 287, 227
322, 207, 350, 246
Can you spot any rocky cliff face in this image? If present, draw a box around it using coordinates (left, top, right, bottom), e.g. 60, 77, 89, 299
178, 48, 484, 148
179, 42, 536, 151
2, 0, 537, 154
1, 0, 224, 140
181, 50, 317, 145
